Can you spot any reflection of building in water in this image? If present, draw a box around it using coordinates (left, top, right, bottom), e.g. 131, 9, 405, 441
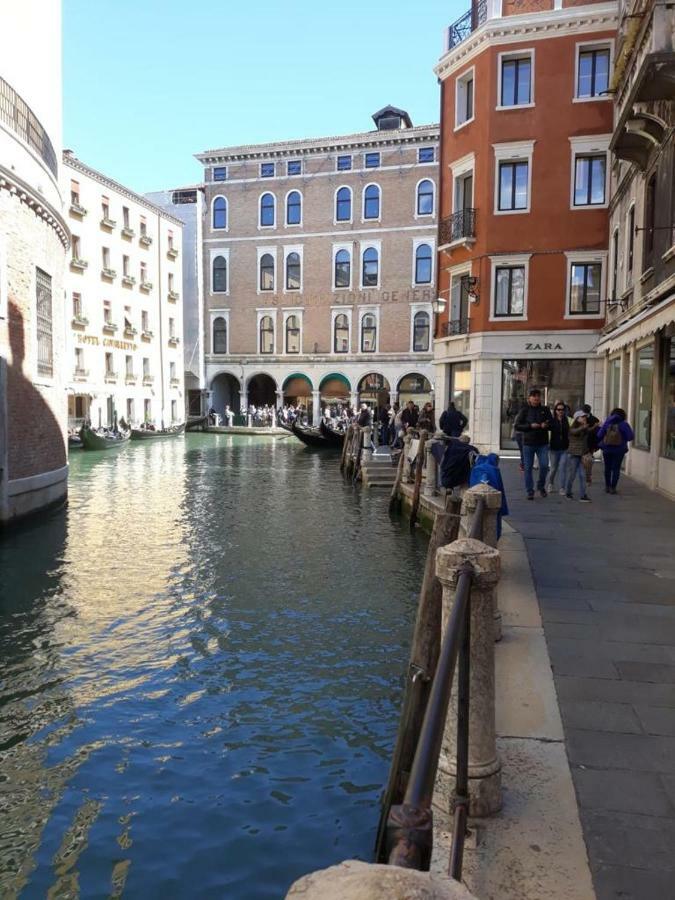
0, 1, 69, 524
196, 108, 438, 422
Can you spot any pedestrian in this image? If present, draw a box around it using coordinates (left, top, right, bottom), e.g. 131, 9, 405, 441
565, 411, 592, 502
548, 400, 570, 494
514, 388, 553, 500
439, 401, 468, 437
378, 404, 390, 445
357, 403, 372, 428
596, 407, 634, 494
418, 401, 435, 433
401, 400, 419, 430
581, 403, 600, 486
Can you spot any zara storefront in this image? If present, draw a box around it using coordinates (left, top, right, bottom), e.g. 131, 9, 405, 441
433, 330, 604, 452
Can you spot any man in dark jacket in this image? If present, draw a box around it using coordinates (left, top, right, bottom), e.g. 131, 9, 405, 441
401, 401, 418, 430
357, 404, 372, 428
439, 402, 468, 438
514, 388, 553, 499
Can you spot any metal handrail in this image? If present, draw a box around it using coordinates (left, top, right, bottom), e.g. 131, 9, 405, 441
385, 497, 485, 878
0, 76, 58, 176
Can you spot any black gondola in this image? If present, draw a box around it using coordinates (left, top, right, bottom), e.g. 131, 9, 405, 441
290, 421, 332, 448
319, 420, 345, 448
186, 415, 209, 432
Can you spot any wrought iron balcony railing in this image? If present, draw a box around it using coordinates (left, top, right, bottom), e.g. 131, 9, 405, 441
0, 75, 58, 176
443, 318, 470, 337
447, 0, 487, 51
439, 209, 477, 245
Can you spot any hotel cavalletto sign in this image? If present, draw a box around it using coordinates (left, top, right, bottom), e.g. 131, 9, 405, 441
77, 333, 138, 352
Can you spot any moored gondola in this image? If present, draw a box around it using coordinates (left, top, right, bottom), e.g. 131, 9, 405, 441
79, 424, 131, 451
186, 415, 209, 432
130, 423, 186, 440
319, 420, 345, 448
290, 421, 332, 448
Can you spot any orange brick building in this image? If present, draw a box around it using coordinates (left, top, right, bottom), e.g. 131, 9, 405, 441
434, 0, 617, 449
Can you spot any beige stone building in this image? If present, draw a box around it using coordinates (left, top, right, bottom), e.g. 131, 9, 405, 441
195, 108, 439, 422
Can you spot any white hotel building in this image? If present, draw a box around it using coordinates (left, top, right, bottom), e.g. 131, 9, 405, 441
62, 153, 184, 429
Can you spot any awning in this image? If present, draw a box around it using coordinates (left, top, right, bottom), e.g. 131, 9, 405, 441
598, 292, 675, 354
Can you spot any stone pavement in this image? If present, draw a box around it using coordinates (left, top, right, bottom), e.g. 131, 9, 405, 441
500, 459, 675, 900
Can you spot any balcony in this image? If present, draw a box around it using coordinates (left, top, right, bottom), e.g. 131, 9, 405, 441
170, 377, 181, 387
442, 318, 470, 337
139, 234, 153, 247
73, 367, 89, 381
123, 326, 138, 338
168, 290, 180, 302
125, 373, 137, 385
0, 75, 57, 175
141, 329, 154, 341
100, 215, 116, 230
446, 0, 487, 51
143, 374, 154, 385
122, 274, 136, 287
101, 267, 117, 281
439, 209, 477, 249
70, 257, 88, 272
104, 371, 118, 383
121, 226, 135, 239
70, 201, 87, 218
102, 321, 118, 334
168, 336, 180, 347
139, 280, 153, 292
71, 314, 88, 328
167, 246, 179, 260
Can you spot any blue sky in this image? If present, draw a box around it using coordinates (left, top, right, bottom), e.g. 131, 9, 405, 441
63, 0, 463, 194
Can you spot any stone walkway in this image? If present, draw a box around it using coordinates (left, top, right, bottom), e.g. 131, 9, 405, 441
500, 459, 675, 900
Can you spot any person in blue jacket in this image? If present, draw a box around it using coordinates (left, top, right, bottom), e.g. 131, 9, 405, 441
469, 452, 509, 539
596, 407, 634, 494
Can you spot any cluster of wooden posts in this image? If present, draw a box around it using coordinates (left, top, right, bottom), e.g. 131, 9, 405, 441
339, 423, 369, 481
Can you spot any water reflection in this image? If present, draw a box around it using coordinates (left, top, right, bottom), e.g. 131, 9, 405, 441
0, 436, 427, 898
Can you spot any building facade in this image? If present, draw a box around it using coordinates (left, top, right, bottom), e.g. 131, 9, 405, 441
62, 154, 185, 430
0, 1, 69, 524
433, 0, 617, 450
597, 0, 675, 497
195, 108, 439, 422
145, 187, 205, 418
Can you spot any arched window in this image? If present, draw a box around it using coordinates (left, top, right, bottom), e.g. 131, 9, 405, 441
259, 253, 275, 291
285, 315, 300, 353
334, 249, 351, 288
260, 315, 274, 354
413, 311, 430, 352
260, 193, 275, 227
213, 196, 227, 229
414, 244, 432, 284
362, 247, 379, 287
361, 314, 377, 352
363, 184, 380, 220
286, 190, 301, 225
286, 252, 301, 290
213, 254, 228, 293
334, 314, 349, 353
417, 180, 434, 216
336, 186, 351, 222
213, 316, 227, 353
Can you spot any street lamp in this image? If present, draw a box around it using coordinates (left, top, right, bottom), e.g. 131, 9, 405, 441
432, 296, 447, 338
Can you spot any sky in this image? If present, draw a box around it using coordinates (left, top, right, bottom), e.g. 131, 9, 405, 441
63, 0, 464, 195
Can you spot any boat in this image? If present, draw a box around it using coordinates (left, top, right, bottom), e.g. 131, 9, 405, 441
291, 421, 333, 449
186, 415, 209, 432
319, 420, 345, 448
68, 431, 83, 449
79, 424, 131, 451
130, 423, 186, 440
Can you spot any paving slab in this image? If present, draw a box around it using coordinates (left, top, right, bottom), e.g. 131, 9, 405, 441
500, 460, 675, 900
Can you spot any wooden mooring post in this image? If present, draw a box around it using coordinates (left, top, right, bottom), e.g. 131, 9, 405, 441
409, 430, 429, 530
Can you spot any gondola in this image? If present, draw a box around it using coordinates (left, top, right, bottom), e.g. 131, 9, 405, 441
79, 424, 131, 451
130, 423, 185, 440
68, 431, 83, 449
319, 420, 345, 448
186, 415, 209, 432
290, 420, 332, 449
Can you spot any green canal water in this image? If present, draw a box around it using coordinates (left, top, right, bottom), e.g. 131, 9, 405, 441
0, 435, 428, 898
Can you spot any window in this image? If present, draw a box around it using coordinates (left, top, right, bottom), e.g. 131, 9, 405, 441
365, 152, 380, 168
70, 179, 80, 205
260, 315, 274, 354
569, 262, 602, 314
124, 306, 132, 331
414, 244, 432, 284
140, 216, 147, 236
361, 313, 377, 352
213, 196, 227, 229
334, 314, 349, 353
169, 361, 176, 380
144, 399, 152, 421
171, 400, 178, 422
101, 196, 110, 220
260, 193, 275, 227
413, 311, 430, 351
169, 317, 176, 338
627, 205, 635, 280
286, 190, 301, 225
417, 180, 434, 216
213, 166, 227, 181
261, 162, 275, 177
363, 184, 380, 220
143, 357, 150, 376
286, 252, 301, 290
259, 253, 275, 291
168, 272, 174, 292
213, 255, 228, 293
126, 355, 133, 376
577, 47, 610, 99
75, 347, 84, 370
494, 266, 525, 317
456, 69, 474, 127
123, 206, 130, 228
336, 187, 352, 222
644, 172, 657, 267
634, 344, 654, 450
72, 292, 82, 318
36, 268, 53, 377
498, 161, 528, 211
102, 247, 111, 269
337, 155, 352, 171
362, 247, 379, 287
500, 54, 532, 106
140, 262, 148, 283
334, 249, 351, 288
105, 352, 114, 375
213, 316, 227, 353
285, 315, 300, 353
574, 155, 606, 206
287, 160, 302, 176
168, 231, 175, 250
103, 300, 112, 323
142, 311, 149, 332
71, 235, 81, 260
418, 147, 435, 163
611, 229, 619, 299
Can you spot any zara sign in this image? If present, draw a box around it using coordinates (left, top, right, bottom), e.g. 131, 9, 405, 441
525, 342, 563, 351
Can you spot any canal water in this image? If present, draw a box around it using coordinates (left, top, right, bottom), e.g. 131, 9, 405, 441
0, 435, 428, 899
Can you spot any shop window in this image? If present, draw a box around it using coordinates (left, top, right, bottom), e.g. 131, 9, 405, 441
634, 344, 654, 450
450, 362, 471, 420
608, 356, 622, 413
664, 338, 675, 461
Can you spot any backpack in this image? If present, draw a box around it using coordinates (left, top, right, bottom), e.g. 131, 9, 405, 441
604, 423, 623, 447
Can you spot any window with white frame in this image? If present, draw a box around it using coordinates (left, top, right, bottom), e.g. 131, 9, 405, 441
499, 51, 533, 107
363, 184, 380, 220
333, 246, 351, 289
260, 162, 275, 178
570, 136, 610, 207
418, 147, 435, 163
361, 246, 379, 288
213, 166, 227, 181
213, 196, 227, 229
285, 312, 301, 353
493, 142, 534, 214
626, 204, 635, 284
336, 155, 352, 172
286, 190, 302, 225
335, 186, 352, 222
416, 179, 434, 216
260, 192, 275, 227
456, 68, 474, 127
212, 313, 228, 353
210, 249, 229, 294
333, 313, 350, 353
259, 252, 275, 292
414, 243, 433, 285
490, 255, 530, 319
566, 253, 604, 316
360, 311, 378, 352
611, 228, 619, 300
259, 314, 275, 354
576, 44, 611, 99
412, 310, 430, 352
285, 249, 302, 291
